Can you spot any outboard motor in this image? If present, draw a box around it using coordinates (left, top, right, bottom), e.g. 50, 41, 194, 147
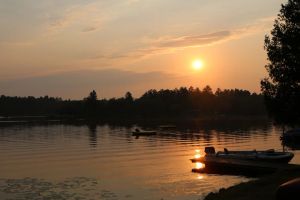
205, 147, 216, 155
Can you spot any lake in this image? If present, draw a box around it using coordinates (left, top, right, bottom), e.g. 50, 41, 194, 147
0, 118, 299, 200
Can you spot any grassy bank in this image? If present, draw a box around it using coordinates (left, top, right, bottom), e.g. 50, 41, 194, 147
204, 166, 300, 200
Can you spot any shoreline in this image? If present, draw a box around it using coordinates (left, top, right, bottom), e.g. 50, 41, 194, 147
0, 114, 269, 122
204, 166, 300, 200
0, 115, 271, 129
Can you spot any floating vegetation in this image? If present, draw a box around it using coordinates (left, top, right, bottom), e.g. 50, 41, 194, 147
0, 177, 121, 200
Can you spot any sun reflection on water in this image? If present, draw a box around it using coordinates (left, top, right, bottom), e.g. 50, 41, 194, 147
194, 149, 203, 159
194, 154, 202, 159
197, 175, 204, 180
195, 162, 205, 169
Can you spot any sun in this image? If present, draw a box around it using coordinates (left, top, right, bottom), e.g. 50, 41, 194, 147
192, 59, 204, 70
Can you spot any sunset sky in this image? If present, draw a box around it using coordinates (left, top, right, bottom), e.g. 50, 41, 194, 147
0, 0, 285, 99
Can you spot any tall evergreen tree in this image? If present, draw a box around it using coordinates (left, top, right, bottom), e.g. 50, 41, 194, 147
261, 0, 300, 125
84, 90, 98, 116
125, 92, 133, 102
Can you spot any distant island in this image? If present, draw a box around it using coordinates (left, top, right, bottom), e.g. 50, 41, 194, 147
0, 86, 266, 118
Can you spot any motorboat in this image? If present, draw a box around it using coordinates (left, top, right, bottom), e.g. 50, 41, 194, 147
132, 128, 157, 136
158, 125, 177, 129
191, 147, 294, 164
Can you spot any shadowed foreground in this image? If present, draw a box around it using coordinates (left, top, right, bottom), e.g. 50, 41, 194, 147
204, 166, 300, 200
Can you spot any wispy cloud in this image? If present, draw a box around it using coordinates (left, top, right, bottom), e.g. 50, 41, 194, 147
86, 31, 230, 62
46, 0, 142, 34
46, 3, 105, 34
96, 16, 275, 61
81, 26, 98, 33
156, 31, 231, 48
125, 31, 232, 59
86, 31, 232, 62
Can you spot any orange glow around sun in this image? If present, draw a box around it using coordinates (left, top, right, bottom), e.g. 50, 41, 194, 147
192, 59, 204, 70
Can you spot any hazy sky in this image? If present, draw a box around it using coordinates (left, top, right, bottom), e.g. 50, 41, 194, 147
0, 0, 285, 99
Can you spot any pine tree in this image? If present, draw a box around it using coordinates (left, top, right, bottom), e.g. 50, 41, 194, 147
261, 0, 300, 125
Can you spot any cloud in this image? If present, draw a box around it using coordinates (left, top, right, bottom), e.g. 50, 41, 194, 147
81, 26, 98, 33
234, 16, 275, 36
46, 0, 141, 34
127, 31, 232, 59
0, 69, 179, 99
87, 31, 232, 62
47, 3, 105, 34
38, 15, 275, 71
96, 16, 275, 61
157, 31, 231, 48
103, 31, 233, 61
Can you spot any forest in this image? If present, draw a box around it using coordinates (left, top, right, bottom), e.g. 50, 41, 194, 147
0, 86, 266, 118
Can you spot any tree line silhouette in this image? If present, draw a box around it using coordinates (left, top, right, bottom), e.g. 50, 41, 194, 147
0, 86, 266, 118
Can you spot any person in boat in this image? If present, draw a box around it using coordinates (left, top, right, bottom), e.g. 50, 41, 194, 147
224, 148, 229, 154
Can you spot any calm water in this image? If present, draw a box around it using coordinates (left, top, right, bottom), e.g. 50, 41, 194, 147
0, 119, 299, 200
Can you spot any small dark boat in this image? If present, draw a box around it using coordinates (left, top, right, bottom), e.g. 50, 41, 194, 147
158, 125, 176, 129
191, 147, 294, 164
132, 128, 157, 136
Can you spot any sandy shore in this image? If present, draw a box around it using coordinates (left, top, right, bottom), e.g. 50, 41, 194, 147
204, 166, 300, 200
